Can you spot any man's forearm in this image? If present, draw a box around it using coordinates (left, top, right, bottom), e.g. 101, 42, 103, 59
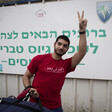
22, 70, 33, 88
22, 75, 32, 88
78, 32, 87, 56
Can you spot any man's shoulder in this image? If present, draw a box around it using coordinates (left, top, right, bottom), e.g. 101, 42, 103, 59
31, 53, 50, 64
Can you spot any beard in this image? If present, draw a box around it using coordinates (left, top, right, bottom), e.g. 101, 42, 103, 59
54, 48, 66, 56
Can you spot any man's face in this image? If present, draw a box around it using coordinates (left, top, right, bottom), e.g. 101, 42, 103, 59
54, 39, 69, 56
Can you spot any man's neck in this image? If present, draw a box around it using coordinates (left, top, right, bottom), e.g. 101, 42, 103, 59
52, 52, 62, 60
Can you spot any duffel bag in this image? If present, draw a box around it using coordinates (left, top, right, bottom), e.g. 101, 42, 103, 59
0, 91, 52, 112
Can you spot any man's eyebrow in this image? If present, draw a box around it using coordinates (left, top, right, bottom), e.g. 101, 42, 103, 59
57, 41, 62, 44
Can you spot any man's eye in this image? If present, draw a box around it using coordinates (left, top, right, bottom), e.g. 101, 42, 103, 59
64, 45, 67, 48
58, 42, 61, 45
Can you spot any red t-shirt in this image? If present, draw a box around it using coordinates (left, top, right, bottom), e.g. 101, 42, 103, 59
27, 53, 75, 109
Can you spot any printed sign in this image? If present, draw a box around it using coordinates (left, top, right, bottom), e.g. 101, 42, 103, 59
0, 0, 112, 79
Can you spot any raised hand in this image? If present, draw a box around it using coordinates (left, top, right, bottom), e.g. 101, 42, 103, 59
77, 11, 88, 32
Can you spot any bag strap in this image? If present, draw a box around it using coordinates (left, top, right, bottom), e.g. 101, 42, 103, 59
15, 91, 31, 103
29, 91, 44, 112
36, 97, 44, 112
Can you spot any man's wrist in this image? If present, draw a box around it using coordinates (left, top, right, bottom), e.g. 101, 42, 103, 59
24, 85, 32, 91
79, 30, 86, 34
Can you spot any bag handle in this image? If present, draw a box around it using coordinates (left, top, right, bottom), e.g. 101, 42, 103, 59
29, 91, 44, 112
16, 91, 44, 112
36, 97, 44, 112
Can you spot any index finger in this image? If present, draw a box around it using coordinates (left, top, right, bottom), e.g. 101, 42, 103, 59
77, 11, 80, 20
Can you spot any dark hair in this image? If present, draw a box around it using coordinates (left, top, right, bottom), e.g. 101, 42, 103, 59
55, 35, 70, 46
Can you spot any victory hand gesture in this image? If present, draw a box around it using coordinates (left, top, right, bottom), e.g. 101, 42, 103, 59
77, 11, 88, 32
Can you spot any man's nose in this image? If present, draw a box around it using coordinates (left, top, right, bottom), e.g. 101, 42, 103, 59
60, 45, 64, 49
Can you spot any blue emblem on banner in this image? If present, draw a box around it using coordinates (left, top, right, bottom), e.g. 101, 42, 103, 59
97, 1, 112, 23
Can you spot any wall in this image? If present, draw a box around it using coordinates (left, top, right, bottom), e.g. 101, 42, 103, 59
0, 73, 112, 112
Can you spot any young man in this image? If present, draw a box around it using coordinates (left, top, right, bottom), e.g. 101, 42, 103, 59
22, 11, 88, 112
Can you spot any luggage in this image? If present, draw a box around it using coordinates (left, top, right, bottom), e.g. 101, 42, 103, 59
0, 89, 52, 112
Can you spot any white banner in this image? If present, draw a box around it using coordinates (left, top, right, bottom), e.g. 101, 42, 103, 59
0, 0, 112, 79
